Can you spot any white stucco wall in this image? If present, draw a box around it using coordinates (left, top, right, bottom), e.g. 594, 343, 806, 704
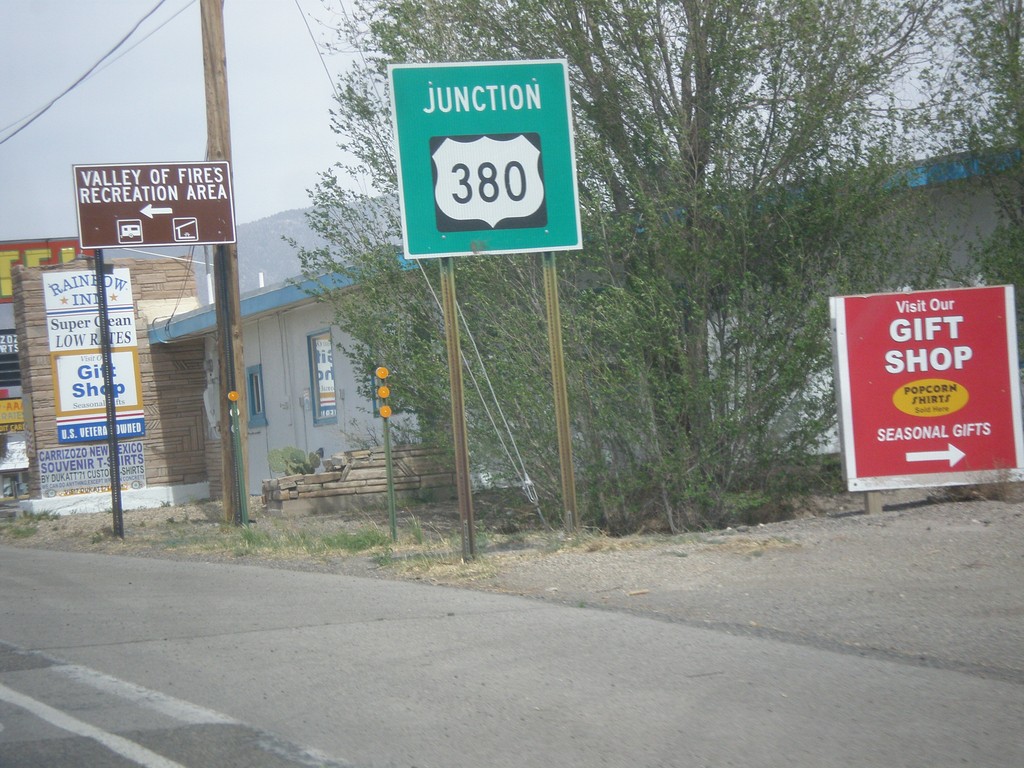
239, 303, 383, 494
920, 175, 1001, 270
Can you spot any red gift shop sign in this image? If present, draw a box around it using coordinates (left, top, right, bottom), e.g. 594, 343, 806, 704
831, 285, 1023, 491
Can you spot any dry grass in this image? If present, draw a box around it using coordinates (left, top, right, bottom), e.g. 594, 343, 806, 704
384, 549, 502, 582
0, 495, 801, 584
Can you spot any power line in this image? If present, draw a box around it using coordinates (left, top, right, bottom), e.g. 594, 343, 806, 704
292, 0, 339, 101
89, 2, 197, 86
0, 0, 190, 146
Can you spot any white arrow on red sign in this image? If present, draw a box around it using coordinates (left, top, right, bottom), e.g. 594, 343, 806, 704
906, 443, 966, 467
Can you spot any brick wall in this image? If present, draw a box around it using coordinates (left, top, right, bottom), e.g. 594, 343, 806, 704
263, 445, 455, 516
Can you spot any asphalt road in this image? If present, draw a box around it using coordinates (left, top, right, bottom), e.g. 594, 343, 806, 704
1, 544, 1021, 768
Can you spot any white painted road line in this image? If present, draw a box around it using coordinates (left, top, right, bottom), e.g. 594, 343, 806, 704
0, 682, 188, 768
55, 663, 236, 725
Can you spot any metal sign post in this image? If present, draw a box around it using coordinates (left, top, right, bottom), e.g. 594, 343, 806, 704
374, 367, 398, 542
92, 249, 123, 538
227, 390, 249, 526
383, 416, 397, 543
542, 252, 578, 531
440, 258, 476, 559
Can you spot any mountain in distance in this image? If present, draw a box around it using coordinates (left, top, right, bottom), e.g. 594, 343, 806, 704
233, 196, 399, 295
235, 207, 322, 293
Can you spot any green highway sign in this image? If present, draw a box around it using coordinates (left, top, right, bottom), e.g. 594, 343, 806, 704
389, 59, 582, 259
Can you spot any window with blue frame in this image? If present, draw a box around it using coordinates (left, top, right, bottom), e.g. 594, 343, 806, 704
247, 364, 268, 427
308, 330, 338, 424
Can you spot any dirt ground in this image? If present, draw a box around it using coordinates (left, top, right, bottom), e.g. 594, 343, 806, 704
2, 486, 1022, 602
0, 484, 878, 561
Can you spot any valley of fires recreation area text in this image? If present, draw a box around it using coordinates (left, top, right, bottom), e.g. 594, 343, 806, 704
76, 166, 229, 205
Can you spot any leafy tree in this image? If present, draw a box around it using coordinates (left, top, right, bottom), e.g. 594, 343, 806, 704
301, 0, 950, 530
923, 0, 1024, 342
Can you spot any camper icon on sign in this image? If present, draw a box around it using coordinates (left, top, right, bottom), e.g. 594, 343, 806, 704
117, 219, 143, 244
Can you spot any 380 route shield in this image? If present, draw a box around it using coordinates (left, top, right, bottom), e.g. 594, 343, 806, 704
389, 60, 581, 259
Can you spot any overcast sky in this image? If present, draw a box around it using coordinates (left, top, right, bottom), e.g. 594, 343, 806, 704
1, 0, 367, 243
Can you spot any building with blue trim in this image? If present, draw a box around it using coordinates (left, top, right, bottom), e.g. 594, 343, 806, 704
148, 272, 387, 496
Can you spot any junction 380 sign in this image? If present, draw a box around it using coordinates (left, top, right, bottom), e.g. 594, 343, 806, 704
831, 285, 1024, 491
389, 59, 582, 259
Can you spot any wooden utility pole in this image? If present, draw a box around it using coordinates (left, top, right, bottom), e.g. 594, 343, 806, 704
200, 0, 248, 523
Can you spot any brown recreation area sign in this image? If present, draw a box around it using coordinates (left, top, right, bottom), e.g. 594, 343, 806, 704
73, 161, 236, 250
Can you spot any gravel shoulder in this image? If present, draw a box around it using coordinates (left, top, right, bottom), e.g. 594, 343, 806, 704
3, 486, 1023, 682
483, 495, 1024, 682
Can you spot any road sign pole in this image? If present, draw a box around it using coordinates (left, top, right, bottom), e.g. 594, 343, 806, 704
93, 249, 124, 538
383, 416, 397, 542
227, 391, 249, 526
389, 60, 583, 542
542, 252, 579, 532
440, 258, 476, 560
374, 367, 397, 541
